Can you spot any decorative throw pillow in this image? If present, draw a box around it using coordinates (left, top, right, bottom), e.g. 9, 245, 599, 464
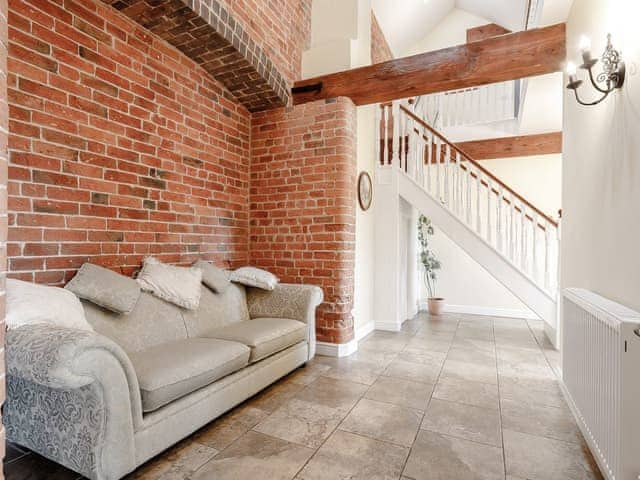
65, 263, 141, 314
6, 279, 93, 331
193, 260, 230, 294
136, 257, 203, 310
230, 266, 279, 291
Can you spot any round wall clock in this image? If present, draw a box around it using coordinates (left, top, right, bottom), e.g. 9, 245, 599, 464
357, 171, 373, 211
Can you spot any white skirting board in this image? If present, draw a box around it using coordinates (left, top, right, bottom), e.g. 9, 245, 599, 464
315, 320, 375, 357
315, 340, 358, 357
418, 302, 538, 320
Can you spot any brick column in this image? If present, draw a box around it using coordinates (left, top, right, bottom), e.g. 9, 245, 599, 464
0, 0, 8, 467
250, 98, 357, 344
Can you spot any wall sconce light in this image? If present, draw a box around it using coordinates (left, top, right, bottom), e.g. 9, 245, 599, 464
566, 34, 625, 106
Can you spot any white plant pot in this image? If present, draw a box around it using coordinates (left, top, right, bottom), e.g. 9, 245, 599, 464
427, 298, 446, 316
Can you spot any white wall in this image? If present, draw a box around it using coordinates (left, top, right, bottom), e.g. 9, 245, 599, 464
353, 1, 376, 338
354, 103, 376, 337
562, 0, 640, 312
302, 0, 372, 78
404, 8, 488, 56
483, 154, 562, 219
309, 0, 358, 47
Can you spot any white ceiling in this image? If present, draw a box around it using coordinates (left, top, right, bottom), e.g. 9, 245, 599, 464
371, 0, 455, 57
372, 0, 573, 56
456, 0, 528, 31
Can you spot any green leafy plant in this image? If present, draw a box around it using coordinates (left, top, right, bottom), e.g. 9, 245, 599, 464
418, 215, 441, 298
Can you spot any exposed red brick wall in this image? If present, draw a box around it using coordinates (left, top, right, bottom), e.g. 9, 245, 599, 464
103, 0, 294, 112
7, 0, 251, 284
0, 0, 8, 465
221, 0, 312, 87
250, 98, 357, 344
371, 12, 394, 64
5, 0, 356, 349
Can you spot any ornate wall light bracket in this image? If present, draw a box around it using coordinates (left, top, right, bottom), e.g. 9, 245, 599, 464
566, 34, 625, 106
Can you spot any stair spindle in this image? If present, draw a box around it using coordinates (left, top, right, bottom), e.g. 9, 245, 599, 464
452, 152, 458, 214
376, 104, 381, 166
532, 213, 539, 283
400, 104, 407, 171
544, 221, 551, 291
520, 204, 527, 271
497, 186, 503, 252
506, 192, 512, 260
476, 171, 482, 234
457, 153, 463, 217
426, 132, 432, 193
410, 117, 417, 181
435, 137, 441, 200
392, 102, 400, 169
466, 165, 472, 225
444, 144, 451, 205
383, 105, 389, 165
487, 179, 492, 245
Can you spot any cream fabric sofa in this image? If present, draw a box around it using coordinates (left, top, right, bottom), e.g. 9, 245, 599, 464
5, 281, 323, 480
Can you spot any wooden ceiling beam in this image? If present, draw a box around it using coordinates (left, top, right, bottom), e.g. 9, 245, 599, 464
292, 23, 566, 106
466, 23, 511, 43
455, 132, 563, 160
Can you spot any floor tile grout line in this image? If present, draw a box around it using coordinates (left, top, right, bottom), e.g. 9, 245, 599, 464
399, 316, 458, 478
494, 317, 509, 479
190, 369, 354, 478
190, 378, 320, 475
497, 316, 585, 477
288, 359, 395, 479
430, 318, 506, 456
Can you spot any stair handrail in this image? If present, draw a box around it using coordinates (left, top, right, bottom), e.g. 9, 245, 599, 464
396, 103, 559, 229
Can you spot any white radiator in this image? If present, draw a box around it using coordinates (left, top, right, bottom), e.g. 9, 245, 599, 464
562, 288, 640, 480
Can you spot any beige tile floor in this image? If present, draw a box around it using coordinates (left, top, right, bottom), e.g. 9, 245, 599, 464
4, 313, 603, 480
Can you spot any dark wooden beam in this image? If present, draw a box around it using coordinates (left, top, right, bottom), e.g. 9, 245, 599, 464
293, 23, 566, 106
456, 132, 563, 160
467, 23, 511, 43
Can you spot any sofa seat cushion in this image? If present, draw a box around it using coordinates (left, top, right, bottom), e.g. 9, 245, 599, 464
204, 318, 306, 362
129, 338, 250, 412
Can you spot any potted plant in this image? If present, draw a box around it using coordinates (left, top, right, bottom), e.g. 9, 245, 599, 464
418, 215, 444, 315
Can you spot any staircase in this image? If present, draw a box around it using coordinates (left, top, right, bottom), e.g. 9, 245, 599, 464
376, 100, 560, 337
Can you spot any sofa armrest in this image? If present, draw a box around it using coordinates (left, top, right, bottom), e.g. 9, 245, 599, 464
246, 283, 323, 359
6, 324, 142, 479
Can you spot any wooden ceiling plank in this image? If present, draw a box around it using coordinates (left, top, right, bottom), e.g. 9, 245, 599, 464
293, 23, 566, 106
467, 23, 511, 43
455, 132, 563, 160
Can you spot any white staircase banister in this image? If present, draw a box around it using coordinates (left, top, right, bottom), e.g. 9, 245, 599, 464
397, 103, 559, 230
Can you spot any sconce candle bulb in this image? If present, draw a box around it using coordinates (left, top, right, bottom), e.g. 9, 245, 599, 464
566, 33, 625, 106
579, 35, 595, 67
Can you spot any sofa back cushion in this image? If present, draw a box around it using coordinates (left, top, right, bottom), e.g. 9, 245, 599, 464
182, 282, 250, 338
81, 291, 188, 353
137, 257, 202, 310
65, 263, 141, 314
